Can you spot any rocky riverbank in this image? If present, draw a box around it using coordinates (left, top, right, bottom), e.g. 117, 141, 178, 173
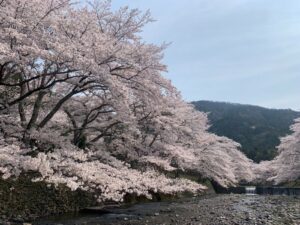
0, 175, 299, 225
0, 173, 215, 223
30, 194, 300, 225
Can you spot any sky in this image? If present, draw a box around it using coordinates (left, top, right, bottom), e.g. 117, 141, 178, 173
110, 0, 300, 110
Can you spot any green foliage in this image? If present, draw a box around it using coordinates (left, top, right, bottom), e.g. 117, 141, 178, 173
192, 101, 300, 163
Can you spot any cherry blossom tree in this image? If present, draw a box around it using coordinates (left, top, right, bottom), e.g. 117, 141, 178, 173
0, 0, 205, 201
121, 97, 255, 187
0, 0, 172, 143
255, 118, 300, 184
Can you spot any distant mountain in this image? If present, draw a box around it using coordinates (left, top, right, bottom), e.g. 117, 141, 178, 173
192, 101, 300, 163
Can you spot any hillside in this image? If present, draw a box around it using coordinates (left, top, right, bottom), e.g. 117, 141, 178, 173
192, 101, 300, 163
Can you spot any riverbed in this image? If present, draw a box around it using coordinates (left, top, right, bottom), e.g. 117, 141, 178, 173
32, 194, 299, 225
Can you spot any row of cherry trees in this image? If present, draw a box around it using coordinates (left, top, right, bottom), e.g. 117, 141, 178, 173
0, 0, 207, 202
1, 0, 296, 202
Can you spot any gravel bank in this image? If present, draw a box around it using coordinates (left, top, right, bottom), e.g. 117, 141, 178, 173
31, 194, 299, 225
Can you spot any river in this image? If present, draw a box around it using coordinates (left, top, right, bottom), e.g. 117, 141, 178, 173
33, 193, 299, 225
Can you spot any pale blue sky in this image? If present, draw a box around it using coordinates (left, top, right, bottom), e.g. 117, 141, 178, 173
110, 0, 300, 110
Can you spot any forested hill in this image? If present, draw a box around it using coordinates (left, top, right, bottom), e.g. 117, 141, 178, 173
192, 101, 300, 163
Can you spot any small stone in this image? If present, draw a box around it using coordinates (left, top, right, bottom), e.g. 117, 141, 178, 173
191, 216, 200, 221
124, 217, 129, 221
154, 212, 160, 216
12, 216, 24, 223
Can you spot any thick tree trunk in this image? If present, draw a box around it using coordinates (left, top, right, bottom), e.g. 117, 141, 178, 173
38, 90, 77, 129
26, 91, 46, 130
